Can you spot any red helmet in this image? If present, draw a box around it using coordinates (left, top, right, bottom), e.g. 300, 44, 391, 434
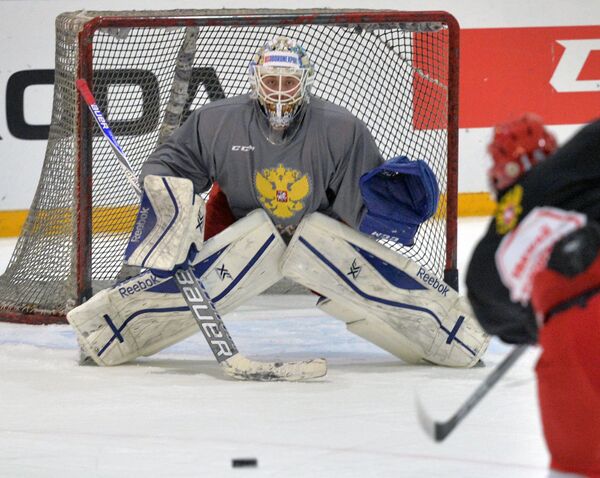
488, 113, 558, 191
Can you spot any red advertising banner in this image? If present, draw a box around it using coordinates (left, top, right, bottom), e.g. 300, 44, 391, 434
460, 26, 600, 128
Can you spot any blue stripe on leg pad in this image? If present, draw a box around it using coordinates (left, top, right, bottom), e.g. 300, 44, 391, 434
103, 314, 124, 343
446, 315, 465, 345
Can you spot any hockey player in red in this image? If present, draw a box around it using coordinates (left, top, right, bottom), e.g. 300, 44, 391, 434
467, 114, 600, 476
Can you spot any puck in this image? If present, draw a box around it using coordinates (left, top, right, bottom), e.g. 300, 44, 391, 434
232, 458, 258, 468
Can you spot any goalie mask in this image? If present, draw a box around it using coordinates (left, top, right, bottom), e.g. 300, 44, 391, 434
488, 113, 558, 193
249, 37, 315, 142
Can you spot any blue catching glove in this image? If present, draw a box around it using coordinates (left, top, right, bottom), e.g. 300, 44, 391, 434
359, 156, 439, 246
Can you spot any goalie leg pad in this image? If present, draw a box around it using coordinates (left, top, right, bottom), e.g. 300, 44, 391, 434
317, 297, 425, 364
124, 175, 205, 272
68, 209, 286, 365
281, 213, 489, 368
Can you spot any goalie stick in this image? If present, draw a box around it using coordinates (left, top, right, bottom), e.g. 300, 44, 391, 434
416, 344, 528, 441
76, 78, 327, 381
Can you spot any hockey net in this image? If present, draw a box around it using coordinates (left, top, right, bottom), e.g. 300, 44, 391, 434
0, 9, 459, 324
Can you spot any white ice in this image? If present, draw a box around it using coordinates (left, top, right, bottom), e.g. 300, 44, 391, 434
0, 218, 555, 478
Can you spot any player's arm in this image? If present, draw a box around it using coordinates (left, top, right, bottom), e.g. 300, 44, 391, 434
327, 119, 384, 228
327, 119, 438, 246
531, 219, 600, 326
141, 108, 213, 194
466, 236, 538, 344
128, 107, 221, 269
468, 207, 589, 345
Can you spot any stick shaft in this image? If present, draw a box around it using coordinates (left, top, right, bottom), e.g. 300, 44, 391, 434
76, 79, 142, 196
426, 345, 529, 441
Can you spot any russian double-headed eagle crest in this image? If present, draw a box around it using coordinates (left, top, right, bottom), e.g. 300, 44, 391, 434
495, 184, 524, 235
255, 164, 310, 219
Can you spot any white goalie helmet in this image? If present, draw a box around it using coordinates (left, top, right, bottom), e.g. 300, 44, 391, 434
249, 36, 315, 131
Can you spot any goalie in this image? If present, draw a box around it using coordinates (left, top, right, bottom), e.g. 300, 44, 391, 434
67, 36, 489, 369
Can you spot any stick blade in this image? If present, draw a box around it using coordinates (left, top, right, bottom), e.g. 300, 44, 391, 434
415, 394, 454, 442
415, 394, 437, 440
223, 355, 327, 382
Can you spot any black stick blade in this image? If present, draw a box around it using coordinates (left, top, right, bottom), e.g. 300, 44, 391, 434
415, 345, 529, 442
415, 394, 455, 442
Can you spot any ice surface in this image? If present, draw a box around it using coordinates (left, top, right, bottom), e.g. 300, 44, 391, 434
0, 219, 555, 477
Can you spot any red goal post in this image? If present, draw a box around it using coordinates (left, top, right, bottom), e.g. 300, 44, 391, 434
0, 9, 459, 324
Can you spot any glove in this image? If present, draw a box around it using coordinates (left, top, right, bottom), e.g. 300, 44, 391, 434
359, 156, 439, 246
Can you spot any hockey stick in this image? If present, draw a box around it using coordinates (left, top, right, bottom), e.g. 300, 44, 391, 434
76, 78, 327, 381
416, 344, 528, 441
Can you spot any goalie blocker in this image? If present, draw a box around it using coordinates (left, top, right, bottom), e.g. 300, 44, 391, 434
281, 213, 489, 367
124, 175, 205, 272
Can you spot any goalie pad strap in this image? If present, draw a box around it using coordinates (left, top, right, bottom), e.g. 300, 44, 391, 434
68, 209, 286, 366
281, 213, 489, 368
124, 175, 205, 271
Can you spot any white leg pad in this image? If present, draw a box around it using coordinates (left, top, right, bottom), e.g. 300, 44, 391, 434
67, 209, 286, 365
281, 213, 489, 368
317, 297, 425, 364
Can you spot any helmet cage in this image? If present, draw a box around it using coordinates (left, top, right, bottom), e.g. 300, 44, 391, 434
253, 66, 312, 129
249, 38, 315, 130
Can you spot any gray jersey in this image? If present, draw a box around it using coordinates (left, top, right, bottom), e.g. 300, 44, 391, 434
141, 94, 383, 229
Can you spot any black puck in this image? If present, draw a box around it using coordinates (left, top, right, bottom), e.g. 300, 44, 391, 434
232, 458, 258, 468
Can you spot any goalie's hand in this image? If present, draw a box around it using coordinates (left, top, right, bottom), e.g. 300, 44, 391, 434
149, 244, 200, 279
358, 155, 439, 246
124, 175, 205, 272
